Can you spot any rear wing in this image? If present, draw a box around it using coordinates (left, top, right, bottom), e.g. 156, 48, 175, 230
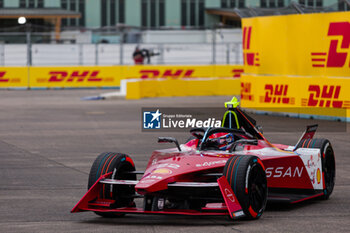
293, 124, 318, 151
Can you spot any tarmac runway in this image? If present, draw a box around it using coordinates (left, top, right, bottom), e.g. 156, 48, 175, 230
0, 90, 349, 233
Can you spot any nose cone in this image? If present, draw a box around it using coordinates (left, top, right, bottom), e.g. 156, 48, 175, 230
135, 166, 177, 194
135, 154, 229, 194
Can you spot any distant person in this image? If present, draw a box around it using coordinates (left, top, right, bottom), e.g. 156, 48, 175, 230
133, 46, 160, 65
133, 46, 144, 64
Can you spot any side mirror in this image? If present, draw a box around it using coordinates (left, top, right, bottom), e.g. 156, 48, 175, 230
158, 137, 181, 151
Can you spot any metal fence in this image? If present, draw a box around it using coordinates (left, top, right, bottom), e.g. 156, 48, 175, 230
0, 32, 243, 66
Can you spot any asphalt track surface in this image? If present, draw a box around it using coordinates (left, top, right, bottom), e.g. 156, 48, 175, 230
0, 90, 349, 233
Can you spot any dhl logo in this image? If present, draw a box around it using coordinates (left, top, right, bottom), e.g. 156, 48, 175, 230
139, 69, 194, 79
242, 26, 260, 67
232, 69, 244, 78
260, 84, 295, 105
241, 82, 254, 101
311, 22, 350, 68
0, 71, 21, 83
301, 85, 350, 108
37, 71, 113, 83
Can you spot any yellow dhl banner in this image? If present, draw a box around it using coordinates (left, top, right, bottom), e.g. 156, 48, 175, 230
121, 65, 244, 79
242, 11, 350, 77
29, 66, 121, 88
0, 67, 28, 88
0, 65, 243, 88
28, 65, 244, 88
241, 74, 350, 118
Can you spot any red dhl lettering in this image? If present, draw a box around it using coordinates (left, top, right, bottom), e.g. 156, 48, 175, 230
139, 69, 194, 79
0, 71, 21, 83
48, 71, 102, 82
232, 69, 244, 78
241, 82, 254, 101
242, 26, 260, 67
0, 71, 8, 82
311, 21, 350, 68
259, 84, 295, 104
301, 85, 350, 108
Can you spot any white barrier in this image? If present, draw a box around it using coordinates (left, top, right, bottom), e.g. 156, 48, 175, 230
0, 43, 243, 66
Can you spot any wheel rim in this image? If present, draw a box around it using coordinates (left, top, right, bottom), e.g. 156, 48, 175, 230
248, 164, 267, 213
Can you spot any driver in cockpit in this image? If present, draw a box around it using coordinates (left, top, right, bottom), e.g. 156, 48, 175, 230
207, 97, 261, 151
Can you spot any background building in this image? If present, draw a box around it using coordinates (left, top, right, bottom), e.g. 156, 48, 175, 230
0, 0, 348, 66
0, 0, 348, 31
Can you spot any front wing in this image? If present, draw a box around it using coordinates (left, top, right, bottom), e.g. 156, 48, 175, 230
71, 173, 244, 219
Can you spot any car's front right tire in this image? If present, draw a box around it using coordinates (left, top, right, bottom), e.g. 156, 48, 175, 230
88, 152, 136, 217
223, 155, 267, 220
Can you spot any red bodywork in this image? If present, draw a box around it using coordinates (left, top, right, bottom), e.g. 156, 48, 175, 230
72, 108, 327, 218
72, 135, 325, 217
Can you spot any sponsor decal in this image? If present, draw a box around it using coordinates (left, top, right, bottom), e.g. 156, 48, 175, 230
139, 69, 194, 79
234, 211, 244, 217
301, 85, 350, 108
144, 175, 163, 180
260, 84, 295, 105
195, 160, 226, 167
241, 82, 254, 101
0, 71, 21, 83
242, 26, 260, 67
37, 70, 112, 83
155, 163, 180, 169
140, 179, 156, 184
224, 188, 235, 202
317, 168, 321, 184
311, 22, 350, 68
232, 69, 244, 78
265, 167, 304, 178
152, 168, 172, 175
298, 150, 323, 189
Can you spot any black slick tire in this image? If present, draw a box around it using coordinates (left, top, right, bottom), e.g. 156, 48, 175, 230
223, 155, 267, 220
88, 152, 136, 217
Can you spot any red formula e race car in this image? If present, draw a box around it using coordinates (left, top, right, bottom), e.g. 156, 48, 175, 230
72, 98, 335, 220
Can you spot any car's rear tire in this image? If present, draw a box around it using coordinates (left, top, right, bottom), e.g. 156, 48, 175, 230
223, 155, 267, 220
296, 138, 335, 199
88, 152, 136, 217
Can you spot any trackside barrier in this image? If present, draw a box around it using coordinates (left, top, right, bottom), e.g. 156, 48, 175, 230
29, 66, 121, 88
0, 67, 28, 88
0, 65, 244, 89
241, 12, 350, 121
241, 74, 350, 121
242, 11, 350, 77
125, 78, 240, 100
